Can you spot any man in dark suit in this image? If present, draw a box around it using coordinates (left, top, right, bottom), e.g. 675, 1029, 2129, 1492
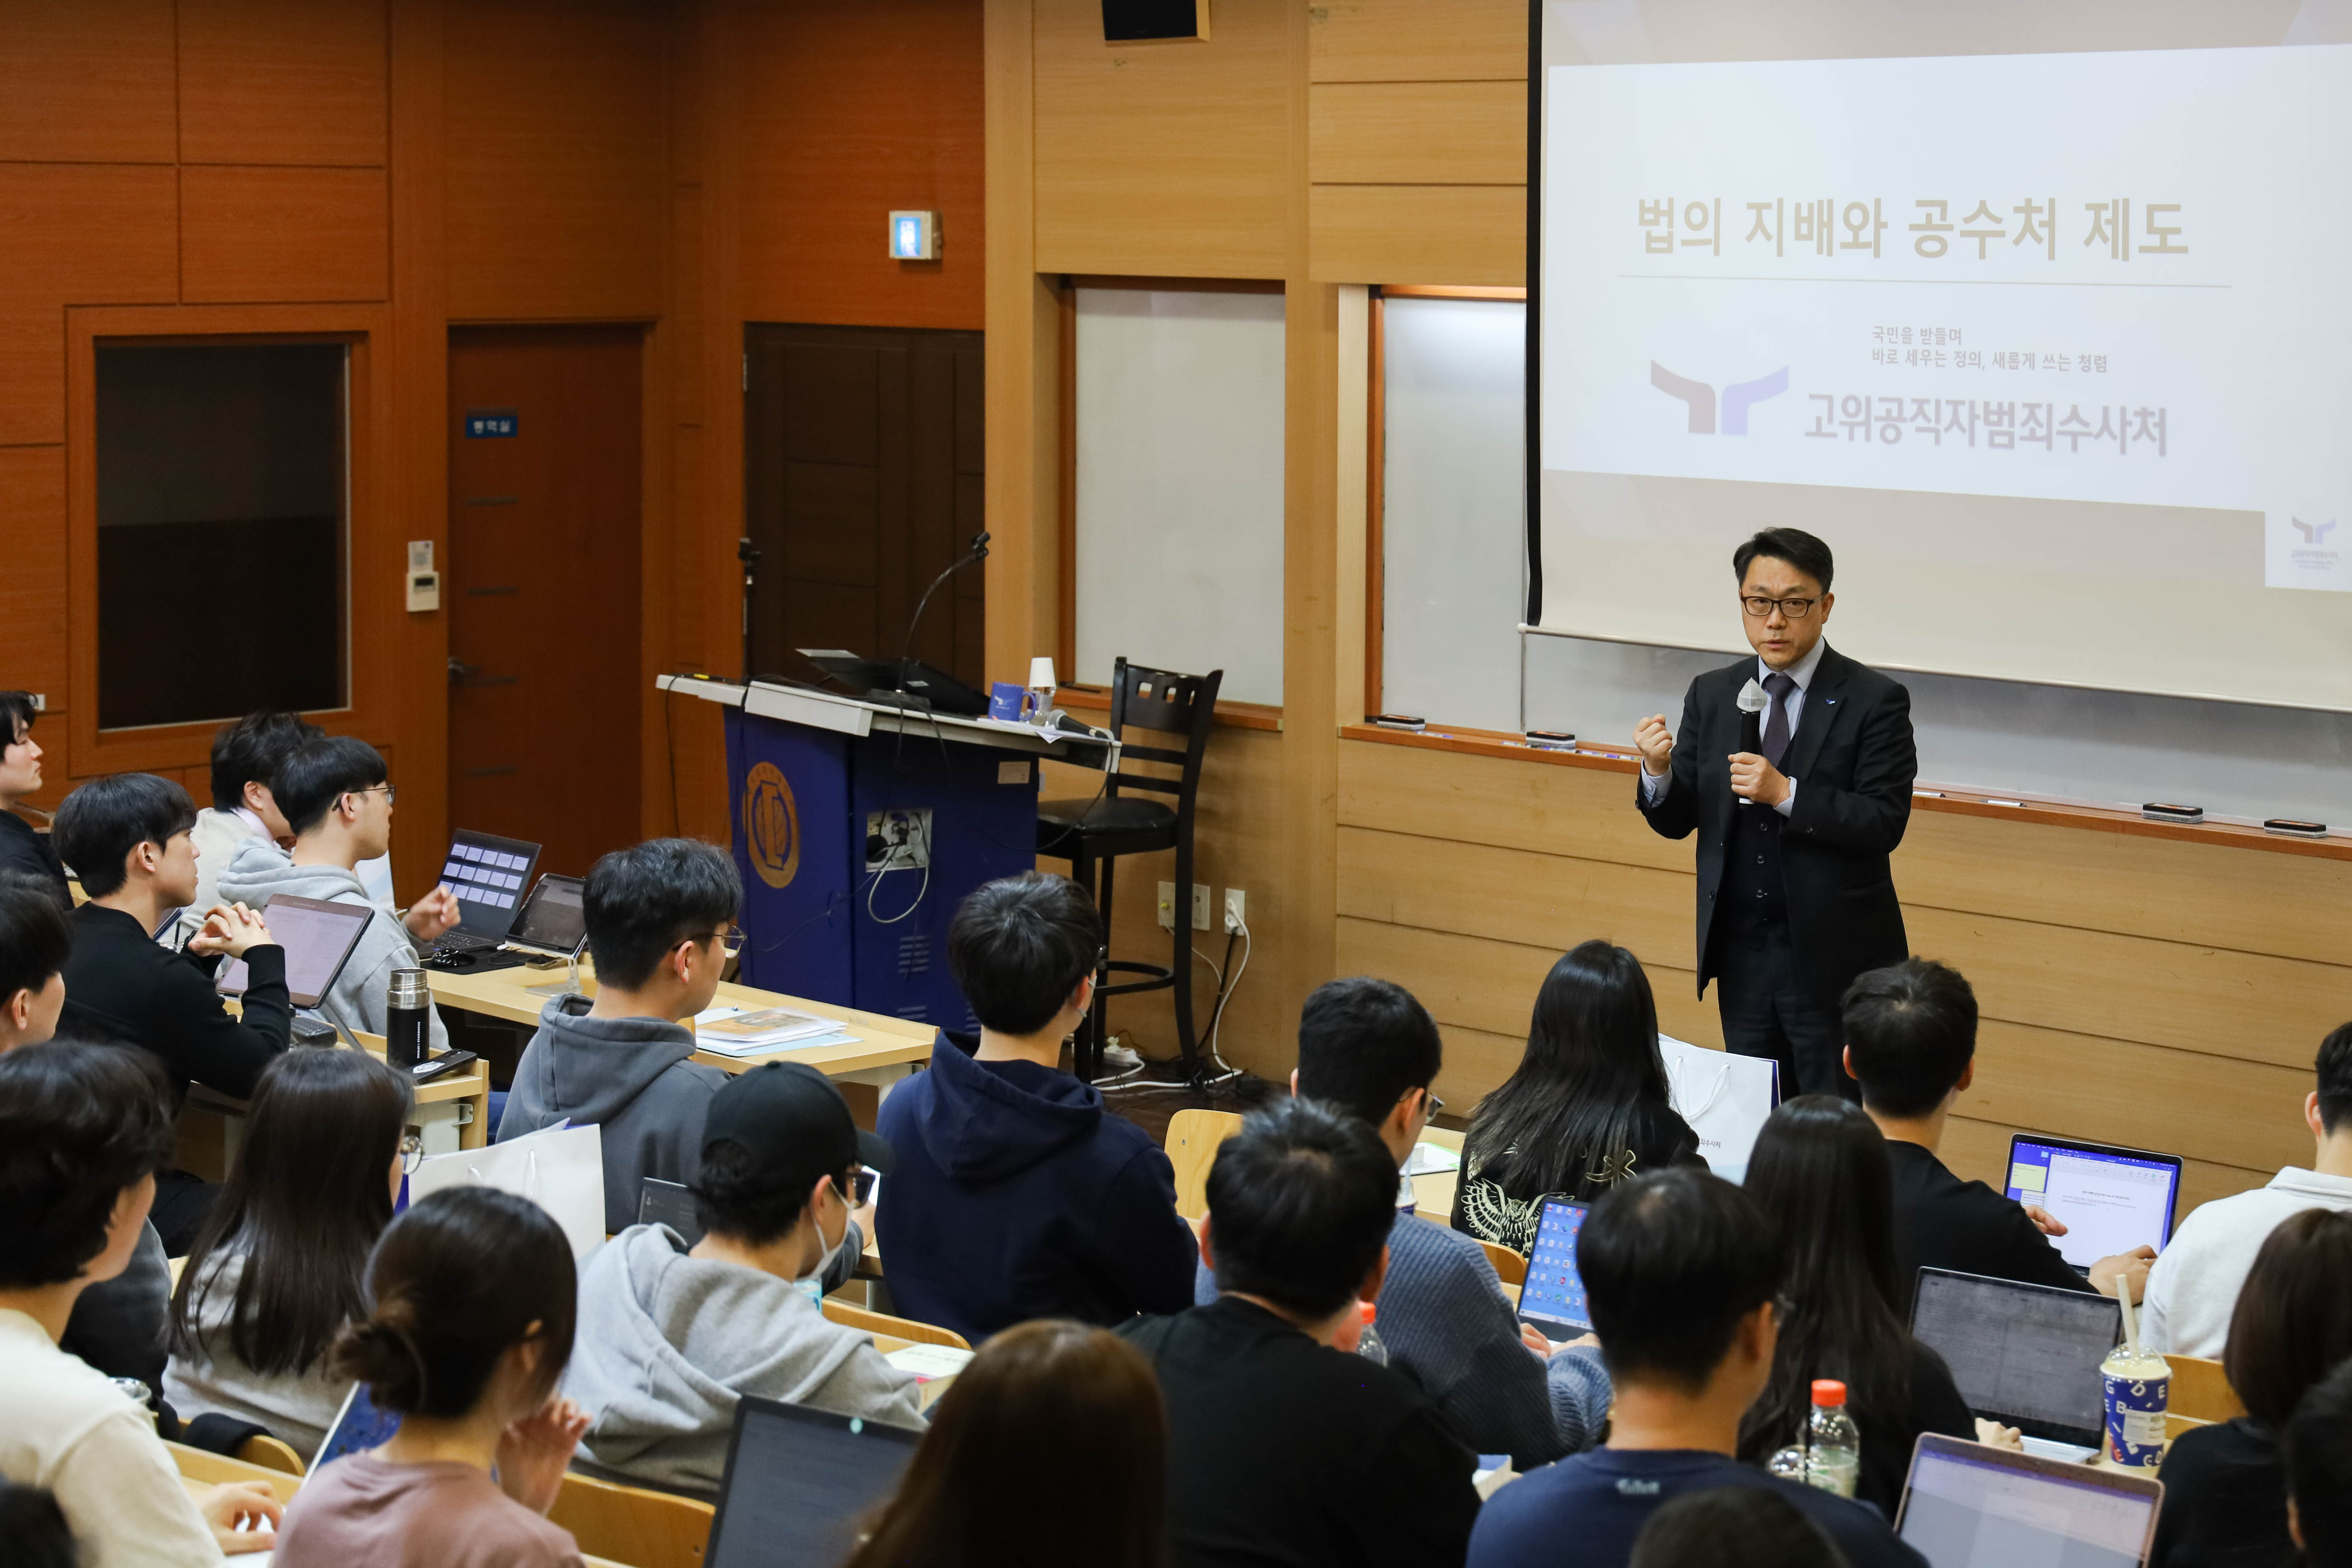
1631, 529, 1915, 1098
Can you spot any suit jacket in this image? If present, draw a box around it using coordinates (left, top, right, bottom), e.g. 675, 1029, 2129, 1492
1634, 642, 1916, 1006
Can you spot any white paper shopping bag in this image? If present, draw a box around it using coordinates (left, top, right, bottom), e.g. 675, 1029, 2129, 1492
407, 1121, 606, 1260
1660, 1035, 1778, 1184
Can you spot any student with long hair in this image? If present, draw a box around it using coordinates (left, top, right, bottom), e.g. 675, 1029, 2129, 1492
844, 1319, 1167, 1568
2153, 1207, 2352, 1568
1455, 941, 1699, 1255
167, 1048, 415, 1459
1735, 1096, 1973, 1513
274, 1186, 590, 1568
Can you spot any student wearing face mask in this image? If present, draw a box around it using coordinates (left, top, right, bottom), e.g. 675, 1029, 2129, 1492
562, 1062, 925, 1497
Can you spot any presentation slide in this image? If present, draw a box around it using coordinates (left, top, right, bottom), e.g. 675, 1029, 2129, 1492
1533, 3, 2352, 711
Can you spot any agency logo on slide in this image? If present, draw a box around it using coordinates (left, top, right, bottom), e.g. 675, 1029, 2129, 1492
2293, 518, 2337, 544
1650, 363, 1788, 435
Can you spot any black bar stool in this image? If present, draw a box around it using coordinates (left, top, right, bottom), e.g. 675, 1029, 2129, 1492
1035, 657, 1222, 1081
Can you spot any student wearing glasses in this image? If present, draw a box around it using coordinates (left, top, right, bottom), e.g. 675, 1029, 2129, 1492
498, 840, 857, 1261
166, 1048, 416, 1461
215, 736, 457, 1056
1630, 528, 1917, 1099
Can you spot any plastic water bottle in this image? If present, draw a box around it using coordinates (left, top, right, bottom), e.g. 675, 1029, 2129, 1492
1805, 1379, 1861, 1498
1357, 1301, 1389, 1365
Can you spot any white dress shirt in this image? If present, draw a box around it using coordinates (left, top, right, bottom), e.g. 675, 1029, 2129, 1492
1640, 638, 1826, 817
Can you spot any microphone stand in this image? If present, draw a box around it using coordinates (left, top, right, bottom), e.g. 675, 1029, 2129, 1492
896, 530, 990, 695
738, 536, 762, 682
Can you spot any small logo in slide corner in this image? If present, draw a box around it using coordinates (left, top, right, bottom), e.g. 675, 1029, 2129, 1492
2293, 518, 2337, 544
1650, 362, 1788, 436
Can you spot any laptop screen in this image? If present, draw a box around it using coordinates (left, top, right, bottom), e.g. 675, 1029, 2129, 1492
313, 1381, 402, 1473
2004, 1137, 2182, 1270
436, 830, 541, 936
216, 895, 375, 1009
511, 873, 587, 955
707, 1398, 920, 1568
1898, 1435, 2160, 1568
1517, 1198, 1592, 1336
1910, 1268, 2120, 1445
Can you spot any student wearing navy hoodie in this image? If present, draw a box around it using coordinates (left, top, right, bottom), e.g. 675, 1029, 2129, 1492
876, 873, 1198, 1343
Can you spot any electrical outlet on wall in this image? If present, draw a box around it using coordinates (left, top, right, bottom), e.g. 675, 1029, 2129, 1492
1223, 888, 1247, 934
1157, 881, 1176, 931
1157, 882, 1212, 930
1190, 883, 1212, 932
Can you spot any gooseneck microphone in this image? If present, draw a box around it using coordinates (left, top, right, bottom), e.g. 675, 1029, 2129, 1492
897, 530, 991, 685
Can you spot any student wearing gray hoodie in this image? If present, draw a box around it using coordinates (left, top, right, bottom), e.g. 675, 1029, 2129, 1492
498, 838, 874, 1264
564, 1061, 924, 1495
213, 736, 459, 1054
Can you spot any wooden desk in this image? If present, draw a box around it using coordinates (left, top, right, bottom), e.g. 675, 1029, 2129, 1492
184, 1026, 491, 1175
427, 961, 936, 1109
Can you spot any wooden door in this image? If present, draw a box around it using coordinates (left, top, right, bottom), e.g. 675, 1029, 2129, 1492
743, 324, 984, 688
447, 327, 641, 878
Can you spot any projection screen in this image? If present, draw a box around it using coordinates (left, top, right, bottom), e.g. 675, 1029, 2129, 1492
1529, 2, 2352, 711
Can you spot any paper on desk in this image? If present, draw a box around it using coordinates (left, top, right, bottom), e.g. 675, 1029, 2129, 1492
884, 1343, 975, 1382
694, 1029, 859, 1059
1403, 1142, 1462, 1176
694, 1004, 844, 1044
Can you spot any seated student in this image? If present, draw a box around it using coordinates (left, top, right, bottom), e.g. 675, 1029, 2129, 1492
3, 885, 180, 1396
2151, 1207, 2352, 1568
1629, 1487, 1849, 1568
54, 773, 292, 1102
1469, 1169, 1927, 1568
1841, 959, 2149, 1311
0, 692, 67, 907
844, 1320, 1166, 1568
878, 873, 1197, 1341
497, 838, 772, 1241
166, 1048, 414, 1461
1455, 941, 1701, 1255
2284, 1360, 2352, 1568
1121, 1098, 1482, 1568
215, 737, 455, 1054
566, 1060, 923, 1494
275, 1187, 590, 1568
171, 712, 319, 949
0, 1041, 284, 1565
1235, 975, 1609, 1469
0, 871, 69, 1053
2146, 1022, 2352, 1358
1736, 1097, 1975, 1514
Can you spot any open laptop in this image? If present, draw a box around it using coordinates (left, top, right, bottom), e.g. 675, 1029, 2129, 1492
215, 895, 375, 1009
431, 871, 589, 975
1910, 1267, 2122, 1461
427, 829, 542, 956
704, 1396, 922, 1568
2004, 1135, 2183, 1273
1515, 1198, 1593, 1339
1896, 1433, 2162, 1568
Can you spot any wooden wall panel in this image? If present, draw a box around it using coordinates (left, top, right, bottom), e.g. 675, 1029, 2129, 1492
1340, 738, 1691, 874
180, 167, 390, 302
1308, 82, 1524, 186
1338, 823, 1692, 966
0, 447, 68, 712
0, 164, 179, 446
739, 0, 983, 331
444, 0, 668, 323
1308, 184, 1525, 285
178, 0, 390, 167
1307, 0, 1527, 83
1032, 0, 1289, 278
0, 0, 177, 164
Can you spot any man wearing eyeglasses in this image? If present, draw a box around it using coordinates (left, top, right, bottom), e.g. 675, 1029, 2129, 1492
1631, 528, 1916, 1100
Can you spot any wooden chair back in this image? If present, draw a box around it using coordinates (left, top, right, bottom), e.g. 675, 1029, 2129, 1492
1476, 1237, 1527, 1289
165, 1440, 301, 1506
1101, 658, 1223, 808
234, 1433, 306, 1476
822, 1297, 973, 1350
2164, 1353, 2247, 1425
1165, 1108, 1245, 1221
549, 1470, 715, 1568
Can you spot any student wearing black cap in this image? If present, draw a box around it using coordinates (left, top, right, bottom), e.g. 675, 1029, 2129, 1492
563, 1062, 927, 1497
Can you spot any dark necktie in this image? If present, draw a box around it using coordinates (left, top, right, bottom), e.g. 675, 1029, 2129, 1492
1762, 671, 1797, 767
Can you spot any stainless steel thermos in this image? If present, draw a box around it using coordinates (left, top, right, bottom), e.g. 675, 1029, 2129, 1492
387, 968, 431, 1069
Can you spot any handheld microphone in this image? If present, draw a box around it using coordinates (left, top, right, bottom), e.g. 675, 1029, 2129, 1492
897, 530, 991, 681
1739, 709, 1762, 757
